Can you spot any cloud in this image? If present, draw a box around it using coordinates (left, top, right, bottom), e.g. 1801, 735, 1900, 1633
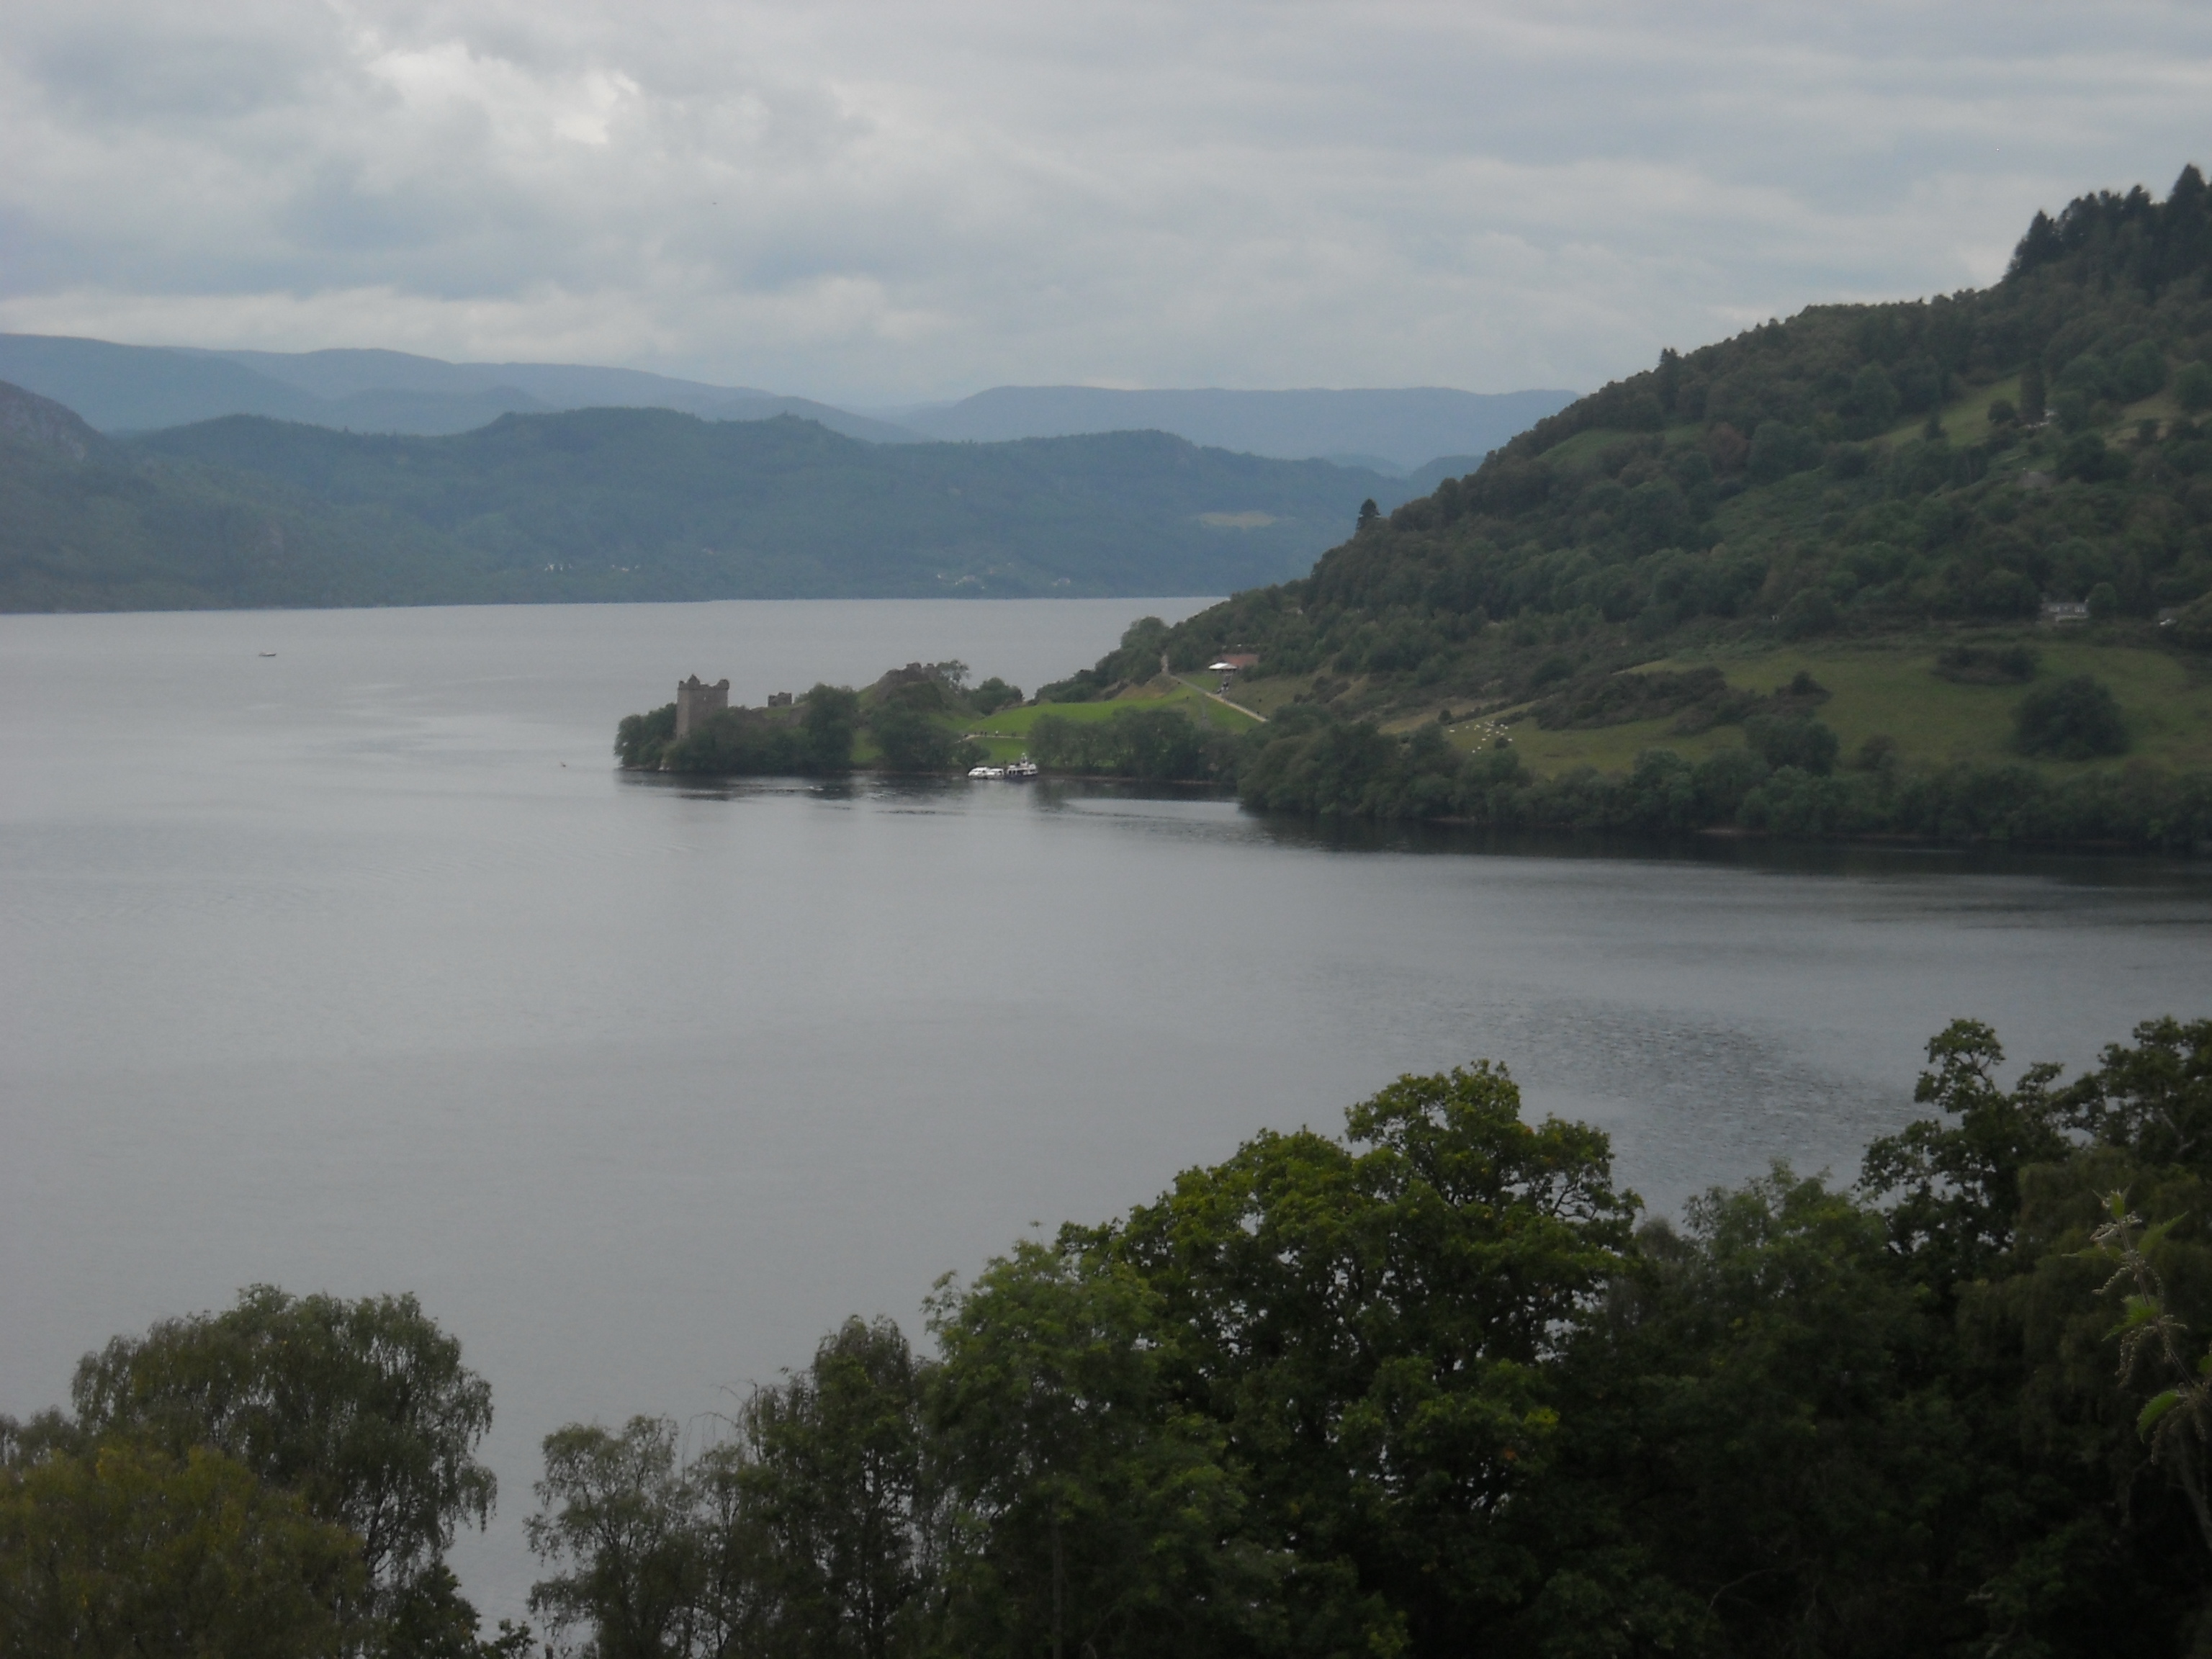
1, 0, 2208, 403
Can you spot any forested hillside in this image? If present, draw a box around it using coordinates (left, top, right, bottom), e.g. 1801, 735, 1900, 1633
125, 409, 1411, 601
1046, 168, 2212, 839
0, 380, 500, 611
0, 386, 1442, 609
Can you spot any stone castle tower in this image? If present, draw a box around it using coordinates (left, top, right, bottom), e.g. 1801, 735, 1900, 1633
675, 675, 730, 737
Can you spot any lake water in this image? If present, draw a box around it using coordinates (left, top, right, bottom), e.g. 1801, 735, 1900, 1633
6, 597, 2212, 1621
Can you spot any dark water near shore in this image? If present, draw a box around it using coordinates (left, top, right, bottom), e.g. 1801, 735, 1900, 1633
6, 598, 2211, 1619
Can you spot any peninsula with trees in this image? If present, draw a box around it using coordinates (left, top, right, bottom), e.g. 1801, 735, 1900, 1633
920, 167, 2212, 849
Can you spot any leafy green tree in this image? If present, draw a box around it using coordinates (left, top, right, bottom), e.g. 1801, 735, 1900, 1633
2177, 361, 2212, 416
732, 1318, 928, 1659
616, 705, 677, 769
968, 678, 1022, 716
2117, 339, 2170, 402
1859, 1018, 2072, 1283
2020, 355, 2048, 423
2014, 674, 2129, 759
70, 1287, 497, 1633
528, 1417, 721, 1659
801, 684, 860, 773
867, 704, 958, 772
1102, 1064, 1640, 1653
1743, 711, 1840, 774
0, 1438, 363, 1659
926, 1242, 1269, 1659
1583, 1169, 1977, 1653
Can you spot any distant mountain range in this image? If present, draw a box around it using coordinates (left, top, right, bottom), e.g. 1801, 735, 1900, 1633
0, 334, 1570, 475
0, 335, 916, 444
886, 386, 1577, 472
0, 377, 1475, 610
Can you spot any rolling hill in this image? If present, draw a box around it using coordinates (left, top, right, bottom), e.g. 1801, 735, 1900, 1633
0, 382, 1461, 609
1043, 166, 2212, 840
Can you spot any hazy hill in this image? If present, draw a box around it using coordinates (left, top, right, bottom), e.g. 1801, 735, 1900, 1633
0, 379, 497, 611
894, 386, 1576, 472
72, 406, 1421, 606
0, 335, 919, 443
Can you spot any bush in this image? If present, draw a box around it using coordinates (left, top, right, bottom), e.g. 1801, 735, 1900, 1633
868, 705, 960, 772
2116, 339, 2169, 401
1933, 644, 2038, 684
2013, 675, 2128, 760
2176, 361, 2212, 416
968, 678, 1022, 715
615, 703, 677, 768
1743, 713, 1840, 776
2056, 433, 2131, 483
1748, 422, 1822, 484
1779, 590, 1839, 639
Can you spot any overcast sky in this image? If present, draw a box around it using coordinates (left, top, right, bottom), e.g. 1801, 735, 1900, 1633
1, 1, 2207, 405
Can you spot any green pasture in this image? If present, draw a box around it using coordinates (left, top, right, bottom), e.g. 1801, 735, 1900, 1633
1473, 634, 2212, 778
959, 678, 1260, 762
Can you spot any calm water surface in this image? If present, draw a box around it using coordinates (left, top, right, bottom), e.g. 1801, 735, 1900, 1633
5, 598, 2211, 1618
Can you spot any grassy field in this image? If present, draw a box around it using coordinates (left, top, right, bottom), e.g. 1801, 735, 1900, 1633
1465, 631, 2212, 778
961, 677, 1261, 762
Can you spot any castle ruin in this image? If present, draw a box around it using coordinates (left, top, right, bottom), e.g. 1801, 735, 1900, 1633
675, 675, 730, 737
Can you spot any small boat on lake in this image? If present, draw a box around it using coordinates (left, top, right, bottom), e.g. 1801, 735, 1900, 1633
967, 764, 1006, 779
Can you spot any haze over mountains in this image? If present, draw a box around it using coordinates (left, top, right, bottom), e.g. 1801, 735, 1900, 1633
888, 386, 1576, 473
0, 335, 916, 444
0, 334, 1566, 476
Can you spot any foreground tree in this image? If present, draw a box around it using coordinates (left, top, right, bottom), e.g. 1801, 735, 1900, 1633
70, 1286, 498, 1639
0, 1437, 362, 1659
1100, 1063, 1642, 1653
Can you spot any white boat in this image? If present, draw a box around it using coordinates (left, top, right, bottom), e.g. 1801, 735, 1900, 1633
967, 765, 1006, 779
1004, 757, 1039, 779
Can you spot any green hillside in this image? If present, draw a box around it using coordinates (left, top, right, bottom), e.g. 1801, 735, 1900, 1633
1051, 166, 2212, 843
123, 410, 1410, 603
0, 381, 507, 611
0, 386, 1444, 611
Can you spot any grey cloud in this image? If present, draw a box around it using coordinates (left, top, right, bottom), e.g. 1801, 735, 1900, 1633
1, 1, 2208, 404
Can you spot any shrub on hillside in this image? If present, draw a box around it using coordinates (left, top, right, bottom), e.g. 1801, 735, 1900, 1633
1744, 713, 1840, 776
2013, 675, 2128, 760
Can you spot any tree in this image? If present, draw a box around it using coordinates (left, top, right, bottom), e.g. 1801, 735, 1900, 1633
1859, 1018, 2072, 1283
1357, 498, 1379, 527
866, 704, 958, 773
0, 1438, 363, 1659
528, 1418, 720, 1659
926, 1242, 1267, 1659
1102, 1064, 1640, 1652
801, 685, 860, 773
616, 705, 677, 770
2020, 355, 2048, 424
967, 678, 1022, 716
2013, 675, 2128, 759
70, 1287, 497, 1631
732, 1319, 928, 1659
1743, 711, 1840, 774
2176, 361, 2212, 416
